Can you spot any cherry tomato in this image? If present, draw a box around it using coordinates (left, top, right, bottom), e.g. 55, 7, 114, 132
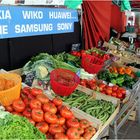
44, 112, 58, 124
30, 99, 42, 109
49, 124, 64, 135
60, 107, 73, 119
112, 85, 118, 91
79, 119, 90, 129
52, 97, 62, 106
83, 132, 93, 140
36, 94, 49, 104
12, 99, 25, 113
77, 127, 84, 135
30, 88, 43, 96
85, 126, 96, 135
43, 102, 57, 114
5, 105, 13, 112
58, 116, 65, 125
66, 127, 80, 139
66, 118, 80, 128
28, 118, 35, 126
22, 107, 32, 118
55, 133, 68, 140
22, 87, 30, 95
31, 109, 44, 122
36, 122, 49, 133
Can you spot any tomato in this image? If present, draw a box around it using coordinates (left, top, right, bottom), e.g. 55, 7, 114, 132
43, 102, 57, 114
117, 92, 123, 99
5, 105, 13, 112
22, 107, 32, 118
49, 125, 64, 135
23, 98, 30, 107
36, 94, 49, 104
80, 79, 87, 87
83, 132, 93, 140
12, 99, 25, 113
22, 87, 30, 95
30, 99, 42, 109
36, 122, 49, 133
58, 117, 65, 125
46, 133, 54, 139
66, 127, 80, 139
98, 83, 106, 92
60, 107, 73, 119
55, 133, 68, 140
77, 127, 84, 135
90, 84, 97, 90
111, 92, 117, 97
31, 109, 44, 122
85, 126, 96, 135
30, 88, 43, 96
119, 88, 126, 95
66, 118, 80, 128
57, 105, 63, 111
28, 94, 35, 100
106, 87, 112, 95
28, 118, 35, 126
79, 119, 90, 129
52, 97, 62, 106
101, 91, 106, 94
112, 85, 118, 91
44, 112, 58, 124
88, 79, 96, 86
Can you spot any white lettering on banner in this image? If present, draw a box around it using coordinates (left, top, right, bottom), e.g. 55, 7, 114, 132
22, 11, 43, 19
0, 10, 11, 20
57, 23, 72, 31
49, 12, 71, 19
0, 25, 8, 34
15, 24, 53, 33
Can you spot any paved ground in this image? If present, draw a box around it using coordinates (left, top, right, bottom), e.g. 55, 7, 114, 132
109, 119, 140, 139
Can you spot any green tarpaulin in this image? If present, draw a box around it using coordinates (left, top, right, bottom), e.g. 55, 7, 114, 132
64, 0, 82, 9
121, 0, 131, 11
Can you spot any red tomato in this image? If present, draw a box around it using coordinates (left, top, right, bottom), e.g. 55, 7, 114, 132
23, 98, 30, 107
36, 122, 49, 133
30, 99, 42, 109
106, 87, 112, 95
58, 117, 65, 125
112, 85, 118, 91
52, 97, 62, 106
22, 107, 32, 118
60, 107, 73, 119
111, 92, 117, 97
57, 105, 63, 111
5, 105, 13, 112
30, 88, 43, 96
55, 133, 68, 140
66, 118, 80, 128
83, 132, 93, 140
98, 83, 106, 92
85, 126, 96, 135
44, 112, 58, 124
22, 87, 30, 95
36, 94, 49, 104
80, 79, 87, 87
31, 109, 44, 122
117, 92, 123, 99
90, 84, 97, 90
79, 119, 90, 129
28, 118, 35, 126
77, 127, 84, 135
66, 127, 80, 139
49, 125, 64, 135
28, 94, 35, 100
101, 91, 106, 94
119, 88, 126, 95
12, 99, 25, 113
88, 80, 96, 86
43, 102, 57, 114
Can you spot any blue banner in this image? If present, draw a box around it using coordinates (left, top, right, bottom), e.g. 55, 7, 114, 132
0, 6, 78, 39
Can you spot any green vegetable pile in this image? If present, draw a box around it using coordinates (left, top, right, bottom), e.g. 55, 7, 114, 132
97, 70, 137, 89
0, 110, 46, 139
57, 90, 115, 123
